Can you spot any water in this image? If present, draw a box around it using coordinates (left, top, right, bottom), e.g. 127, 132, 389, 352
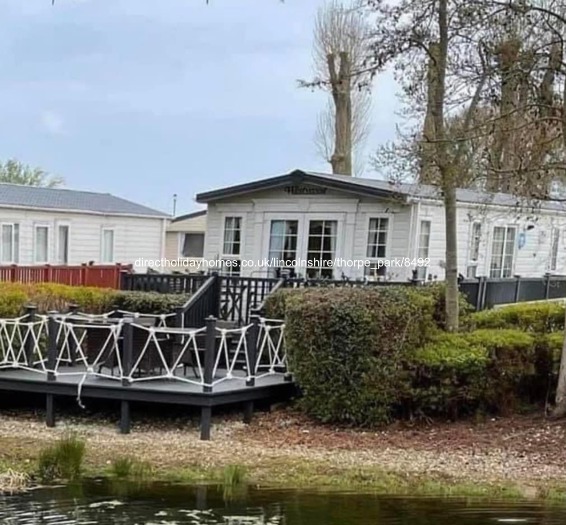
1, 480, 566, 524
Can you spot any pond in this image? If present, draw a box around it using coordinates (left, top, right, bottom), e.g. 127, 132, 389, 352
1, 480, 566, 524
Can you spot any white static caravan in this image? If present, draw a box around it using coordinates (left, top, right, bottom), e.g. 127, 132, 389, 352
195, 169, 566, 282
0, 183, 168, 267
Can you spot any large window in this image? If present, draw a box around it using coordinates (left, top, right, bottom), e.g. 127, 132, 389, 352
550, 228, 560, 272
307, 220, 337, 279
221, 217, 242, 275
101, 228, 115, 263
181, 233, 204, 258
34, 225, 49, 264
416, 220, 431, 280
490, 226, 516, 278
57, 225, 69, 265
268, 220, 298, 277
467, 222, 482, 278
1, 224, 19, 264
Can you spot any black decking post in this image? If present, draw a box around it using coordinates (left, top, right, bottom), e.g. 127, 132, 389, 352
120, 270, 130, 290
514, 276, 521, 304
200, 316, 216, 441
121, 317, 133, 387
203, 316, 217, 393
46, 311, 58, 428
246, 311, 261, 387
68, 303, 79, 366
47, 312, 58, 382
174, 305, 184, 362
24, 305, 37, 366
120, 317, 133, 434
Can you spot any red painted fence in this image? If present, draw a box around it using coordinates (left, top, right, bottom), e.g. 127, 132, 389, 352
0, 264, 131, 289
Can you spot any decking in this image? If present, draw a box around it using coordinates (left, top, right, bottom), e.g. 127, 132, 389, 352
0, 309, 294, 440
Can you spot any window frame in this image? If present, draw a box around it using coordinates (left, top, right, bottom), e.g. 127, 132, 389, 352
220, 216, 244, 276
466, 221, 483, 278
56, 223, 71, 265
0, 222, 19, 264
306, 219, 338, 279
33, 224, 50, 264
489, 225, 517, 279
364, 215, 392, 279
179, 232, 205, 259
101, 227, 115, 264
415, 220, 432, 280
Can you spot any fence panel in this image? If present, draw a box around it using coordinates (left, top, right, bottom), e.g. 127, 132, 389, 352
121, 273, 208, 294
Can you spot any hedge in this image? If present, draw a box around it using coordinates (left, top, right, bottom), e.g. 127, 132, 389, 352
0, 283, 189, 316
283, 287, 437, 426
470, 301, 565, 332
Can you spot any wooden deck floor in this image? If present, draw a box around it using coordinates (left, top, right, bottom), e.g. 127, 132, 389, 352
0, 365, 296, 439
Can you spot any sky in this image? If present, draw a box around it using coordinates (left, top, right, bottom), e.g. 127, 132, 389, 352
0, 0, 400, 215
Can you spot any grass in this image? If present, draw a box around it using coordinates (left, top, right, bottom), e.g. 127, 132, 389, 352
37, 433, 86, 483
110, 456, 153, 481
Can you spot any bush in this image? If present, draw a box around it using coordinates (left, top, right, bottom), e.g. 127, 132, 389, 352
284, 287, 436, 426
112, 291, 189, 314
471, 302, 565, 333
110, 456, 152, 480
37, 433, 86, 482
411, 334, 489, 418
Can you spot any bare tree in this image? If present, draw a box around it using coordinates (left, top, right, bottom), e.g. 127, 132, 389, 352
303, 0, 372, 176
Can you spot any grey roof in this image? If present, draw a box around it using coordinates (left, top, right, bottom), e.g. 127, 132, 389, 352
172, 209, 207, 223
196, 169, 566, 212
0, 183, 169, 217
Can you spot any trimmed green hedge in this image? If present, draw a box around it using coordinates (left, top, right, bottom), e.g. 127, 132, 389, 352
283, 287, 437, 426
0, 283, 188, 316
470, 302, 565, 332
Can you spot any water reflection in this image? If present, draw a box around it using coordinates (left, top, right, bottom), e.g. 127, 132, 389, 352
0, 480, 566, 524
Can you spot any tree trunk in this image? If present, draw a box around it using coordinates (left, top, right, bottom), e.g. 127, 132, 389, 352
420, 42, 440, 184
552, 307, 566, 417
328, 52, 353, 176
444, 180, 459, 331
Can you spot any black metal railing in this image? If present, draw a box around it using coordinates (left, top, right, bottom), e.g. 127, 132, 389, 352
175, 274, 220, 328
120, 272, 209, 294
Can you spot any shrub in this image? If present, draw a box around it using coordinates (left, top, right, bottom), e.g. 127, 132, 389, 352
471, 302, 565, 333
410, 334, 489, 418
112, 291, 189, 314
37, 433, 86, 482
284, 287, 436, 426
110, 456, 152, 480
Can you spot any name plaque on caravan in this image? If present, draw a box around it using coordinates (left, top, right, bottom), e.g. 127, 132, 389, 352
284, 186, 327, 195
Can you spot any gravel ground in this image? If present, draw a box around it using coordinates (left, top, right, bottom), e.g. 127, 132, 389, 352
1, 408, 566, 492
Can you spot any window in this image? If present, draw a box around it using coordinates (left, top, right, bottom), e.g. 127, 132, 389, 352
365, 218, 389, 279
550, 228, 560, 272
34, 225, 49, 264
415, 220, 431, 280
181, 233, 204, 258
101, 229, 114, 263
366, 218, 389, 259
221, 217, 242, 276
268, 220, 299, 277
490, 226, 516, 278
307, 220, 337, 279
467, 222, 482, 278
57, 225, 69, 265
1, 224, 19, 264
223, 217, 242, 256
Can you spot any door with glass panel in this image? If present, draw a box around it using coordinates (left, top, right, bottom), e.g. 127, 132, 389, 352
305, 220, 338, 279
268, 220, 299, 277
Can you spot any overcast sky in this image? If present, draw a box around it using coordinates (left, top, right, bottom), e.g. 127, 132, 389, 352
0, 0, 400, 215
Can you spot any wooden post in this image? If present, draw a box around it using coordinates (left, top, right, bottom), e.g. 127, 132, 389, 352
122, 318, 134, 387
246, 312, 260, 387
46, 394, 55, 428
24, 305, 37, 366
514, 276, 521, 303
47, 312, 58, 382
68, 304, 79, 366
200, 406, 212, 440
545, 273, 552, 300
120, 399, 131, 434
203, 316, 217, 393
243, 400, 254, 424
